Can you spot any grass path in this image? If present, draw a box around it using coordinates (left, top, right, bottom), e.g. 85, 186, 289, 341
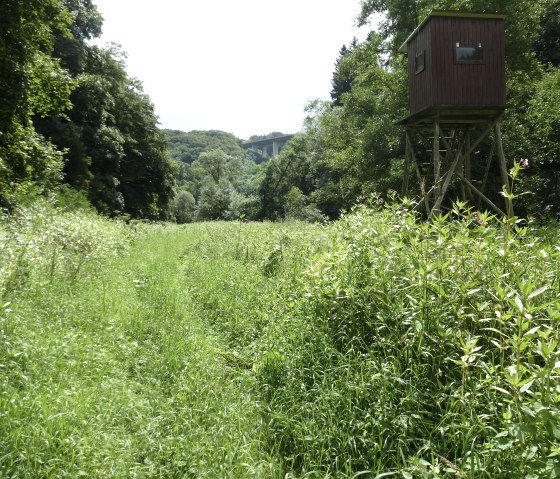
1, 223, 285, 478
3, 210, 560, 478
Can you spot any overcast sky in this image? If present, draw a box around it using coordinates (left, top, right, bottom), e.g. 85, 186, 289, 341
91, 0, 373, 140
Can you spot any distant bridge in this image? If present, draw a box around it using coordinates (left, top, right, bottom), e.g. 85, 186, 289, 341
242, 134, 295, 158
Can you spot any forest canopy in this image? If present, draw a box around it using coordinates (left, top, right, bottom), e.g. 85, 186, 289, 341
1, 0, 559, 221
0, 0, 174, 219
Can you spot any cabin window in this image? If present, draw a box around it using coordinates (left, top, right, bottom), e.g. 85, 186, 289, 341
415, 50, 425, 74
455, 42, 484, 64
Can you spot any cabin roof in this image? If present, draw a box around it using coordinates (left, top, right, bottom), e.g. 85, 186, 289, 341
398, 10, 507, 54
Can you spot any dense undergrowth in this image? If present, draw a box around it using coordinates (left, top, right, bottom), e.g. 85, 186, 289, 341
0, 203, 281, 478
255, 202, 560, 478
1, 200, 559, 478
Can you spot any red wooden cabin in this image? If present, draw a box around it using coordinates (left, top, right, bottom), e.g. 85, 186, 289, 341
399, 11, 513, 217
400, 11, 506, 124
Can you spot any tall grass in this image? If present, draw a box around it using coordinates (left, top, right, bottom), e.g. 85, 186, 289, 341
2, 200, 559, 478
255, 202, 560, 478
0, 204, 283, 477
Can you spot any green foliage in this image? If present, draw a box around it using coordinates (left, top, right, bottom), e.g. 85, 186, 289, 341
2, 203, 559, 477
534, 0, 560, 66
0, 126, 66, 209
257, 134, 318, 220
172, 189, 196, 223
258, 202, 560, 477
164, 130, 268, 222
0, 208, 282, 477
195, 180, 234, 221
284, 187, 325, 223
164, 129, 245, 164
513, 67, 560, 218
0, 200, 130, 301
0, 0, 174, 219
0, 0, 74, 208
35, 43, 175, 219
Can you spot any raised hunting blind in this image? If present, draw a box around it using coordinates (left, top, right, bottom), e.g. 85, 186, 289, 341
399, 11, 513, 217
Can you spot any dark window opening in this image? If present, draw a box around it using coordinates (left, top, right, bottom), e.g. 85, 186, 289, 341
415, 50, 425, 74
455, 43, 484, 64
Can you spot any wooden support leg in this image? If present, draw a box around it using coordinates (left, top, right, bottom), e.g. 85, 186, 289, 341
402, 137, 411, 197
480, 142, 495, 196
463, 131, 473, 202
495, 122, 514, 217
407, 131, 430, 215
433, 120, 441, 209
458, 173, 506, 216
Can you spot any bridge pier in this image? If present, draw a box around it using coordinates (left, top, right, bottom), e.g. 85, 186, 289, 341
242, 134, 295, 159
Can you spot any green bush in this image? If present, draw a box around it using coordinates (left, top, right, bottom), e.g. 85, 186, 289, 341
260, 202, 560, 477
0, 200, 131, 300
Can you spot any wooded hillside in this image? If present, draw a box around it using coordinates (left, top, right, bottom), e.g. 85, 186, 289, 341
0, 0, 174, 219
1, 0, 559, 222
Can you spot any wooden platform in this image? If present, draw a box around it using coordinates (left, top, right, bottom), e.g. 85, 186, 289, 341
399, 105, 506, 128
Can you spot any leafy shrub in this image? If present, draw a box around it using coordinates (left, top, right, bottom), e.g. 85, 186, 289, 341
0, 200, 132, 300
260, 202, 560, 477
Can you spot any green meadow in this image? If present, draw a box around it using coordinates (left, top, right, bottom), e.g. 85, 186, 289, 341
1, 201, 559, 478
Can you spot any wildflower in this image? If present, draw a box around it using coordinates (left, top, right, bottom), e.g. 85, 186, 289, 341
472, 212, 483, 225
519, 158, 529, 168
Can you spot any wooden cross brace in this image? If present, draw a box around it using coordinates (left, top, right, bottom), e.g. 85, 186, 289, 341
403, 114, 513, 218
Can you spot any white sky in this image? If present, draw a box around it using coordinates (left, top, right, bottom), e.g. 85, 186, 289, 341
91, 0, 372, 140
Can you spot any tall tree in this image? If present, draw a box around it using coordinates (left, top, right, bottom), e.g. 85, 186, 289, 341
330, 38, 359, 107
35, 10, 175, 220
0, 0, 74, 206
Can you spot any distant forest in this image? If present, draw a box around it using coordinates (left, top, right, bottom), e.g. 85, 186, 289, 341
2, 0, 559, 221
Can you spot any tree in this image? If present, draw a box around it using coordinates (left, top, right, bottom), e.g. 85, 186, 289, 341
173, 190, 196, 223
330, 38, 359, 106
195, 149, 230, 183
515, 68, 560, 218
36, 38, 175, 219
195, 180, 232, 221
0, 0, 74, 206
112, 75, 175, 219
53, 0, 103, 75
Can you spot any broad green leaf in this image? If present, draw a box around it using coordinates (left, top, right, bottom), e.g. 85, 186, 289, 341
528, 285, 551, 299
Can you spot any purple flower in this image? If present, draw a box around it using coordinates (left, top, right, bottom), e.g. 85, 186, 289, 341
519, 158, 529, 168
472, 212, 483, 225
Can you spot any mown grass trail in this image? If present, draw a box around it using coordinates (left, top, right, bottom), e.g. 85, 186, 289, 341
1, 216, 300, 478
2, 204, 559, 478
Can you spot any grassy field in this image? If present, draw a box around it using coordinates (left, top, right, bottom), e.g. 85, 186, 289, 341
1, 201, 559, 478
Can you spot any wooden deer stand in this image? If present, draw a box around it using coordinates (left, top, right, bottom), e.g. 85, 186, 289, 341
402, 110, 513, 217
399, 11, 512, 217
